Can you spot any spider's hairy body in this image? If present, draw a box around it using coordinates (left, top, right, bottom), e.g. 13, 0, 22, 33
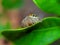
21, 14, 40, 27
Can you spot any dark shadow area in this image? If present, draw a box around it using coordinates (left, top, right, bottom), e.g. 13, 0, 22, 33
50, 39, 60, 45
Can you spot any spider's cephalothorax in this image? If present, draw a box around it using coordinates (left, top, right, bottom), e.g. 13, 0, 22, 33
21, 14, 40, 27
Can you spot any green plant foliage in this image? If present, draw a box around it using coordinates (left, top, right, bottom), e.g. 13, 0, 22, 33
0, 24, 5, 38
2, 0, 24, 9
0, 21, 11, 38
0, 24, 4, 30
33, 0, 60, 15
4, 21, 11, 29
2, 17, 60, 45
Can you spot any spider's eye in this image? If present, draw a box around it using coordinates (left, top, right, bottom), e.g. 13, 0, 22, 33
32, 14, 37, 17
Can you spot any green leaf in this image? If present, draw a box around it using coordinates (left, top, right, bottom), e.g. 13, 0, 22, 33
0, 21, 11, 38
2, 17, 60, 45
33, 0, 60, 15
2, 0, 24, 9
4, 21, 11, 29
0, 24, 4, 30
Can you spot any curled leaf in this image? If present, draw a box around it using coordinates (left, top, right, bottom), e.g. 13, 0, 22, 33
2, 17, 60, 45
